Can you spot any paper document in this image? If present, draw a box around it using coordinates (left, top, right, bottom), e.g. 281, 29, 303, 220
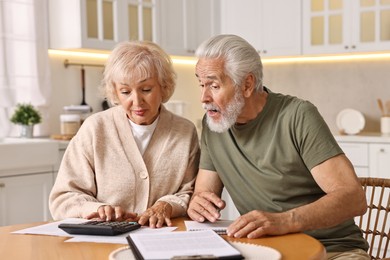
11, 218, 85, 236
12, 218, 176, 244
65, 226, 177, 244
184, 220, 233, 235
127, 230, 243, 259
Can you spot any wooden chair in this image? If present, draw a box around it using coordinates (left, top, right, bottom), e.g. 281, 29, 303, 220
356, 177, 390, 259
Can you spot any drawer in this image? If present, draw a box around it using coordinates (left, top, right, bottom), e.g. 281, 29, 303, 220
354, 167, 369, 178
338, 142, 368, 167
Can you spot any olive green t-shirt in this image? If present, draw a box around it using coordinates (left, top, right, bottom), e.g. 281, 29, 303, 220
200, 88, 368, 253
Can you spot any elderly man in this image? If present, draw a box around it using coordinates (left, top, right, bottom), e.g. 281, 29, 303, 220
187, 34, 370, 259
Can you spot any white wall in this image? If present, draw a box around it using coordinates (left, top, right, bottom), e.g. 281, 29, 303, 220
47, 54, 390, 136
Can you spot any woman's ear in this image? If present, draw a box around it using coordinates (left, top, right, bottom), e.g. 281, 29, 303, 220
242, 73, 255, 98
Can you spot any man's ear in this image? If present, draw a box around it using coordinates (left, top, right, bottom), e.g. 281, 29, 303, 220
242, 73, 255, 98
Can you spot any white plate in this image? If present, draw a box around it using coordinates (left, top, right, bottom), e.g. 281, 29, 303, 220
336, 109, 365, 135
109, 242, 282, 260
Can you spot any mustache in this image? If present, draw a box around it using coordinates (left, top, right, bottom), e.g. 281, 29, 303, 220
202, 103, 219, 112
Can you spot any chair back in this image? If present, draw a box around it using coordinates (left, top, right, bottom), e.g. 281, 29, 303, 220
356, 177, 390, 259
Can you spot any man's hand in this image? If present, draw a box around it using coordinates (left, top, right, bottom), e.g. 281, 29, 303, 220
138, 201, 173, 228
227, 210, 291, 238
86, 205, 138, 221
187, 191, 226, 222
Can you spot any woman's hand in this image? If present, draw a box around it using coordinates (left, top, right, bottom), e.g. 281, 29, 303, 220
138, 201, 173, 228
85, 205, 138, 221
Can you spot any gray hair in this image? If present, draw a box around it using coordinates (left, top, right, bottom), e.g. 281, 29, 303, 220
195, 34, 263, 92
101, 41, 176, 105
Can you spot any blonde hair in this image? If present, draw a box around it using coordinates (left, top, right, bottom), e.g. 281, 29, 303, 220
101, 41, 176, 105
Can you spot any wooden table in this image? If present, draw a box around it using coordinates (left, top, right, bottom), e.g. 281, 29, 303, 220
0, 217, 326, 260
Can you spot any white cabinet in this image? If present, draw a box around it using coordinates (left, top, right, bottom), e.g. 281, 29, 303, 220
0, 172, 53, 226
303, 0, 390, 55
49, 0, 157, 50
220, 0, 302, 57
0, 138, 60, 226
337, 142, 369, 177
156, 0, 220, 56
369, 143, 390, 178
335, 134, 390, 178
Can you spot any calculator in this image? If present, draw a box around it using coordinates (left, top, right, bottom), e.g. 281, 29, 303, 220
58, 220, 141, 236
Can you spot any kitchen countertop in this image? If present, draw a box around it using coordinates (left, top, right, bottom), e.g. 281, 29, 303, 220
334, 132, 390, 143
0, 137, 70, 148
0, 137, 70, 175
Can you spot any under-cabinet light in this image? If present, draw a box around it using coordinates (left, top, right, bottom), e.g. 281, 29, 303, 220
262, 52, 390, 63
49, 49, 390, 64
48, 49, 109, 59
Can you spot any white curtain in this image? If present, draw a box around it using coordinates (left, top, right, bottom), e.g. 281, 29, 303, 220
0, 0, 51, 138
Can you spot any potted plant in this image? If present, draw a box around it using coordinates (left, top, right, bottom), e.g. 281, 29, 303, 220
10, 103, 42, 138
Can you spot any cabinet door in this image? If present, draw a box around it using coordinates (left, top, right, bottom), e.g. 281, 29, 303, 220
185, 0, 220, 55
50, 0, 122, 50
260, 0, 302, 57
155, 0, 185, 55
50, 0, 157, 51
303, 0, 351, 54
221, 0, 301, 57
338, 142, 369, 167
338, 142, 369, 177
157, 0, 220, 56
369, 143, 390, 178
0, 172, 53, 226
352, 0, 390, 52
81, 0, 121, 49
221, 0, 262, 52
303, 0, 390, 55
121, 0, 156, 42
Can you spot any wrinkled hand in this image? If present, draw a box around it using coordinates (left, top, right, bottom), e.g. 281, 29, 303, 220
187, 191, 226, 222
227, 210, 290, 239
85, 205, 138, 222
138, 201, 173, 228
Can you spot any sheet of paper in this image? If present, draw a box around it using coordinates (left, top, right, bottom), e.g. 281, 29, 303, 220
128, 230, 242, 259
11, 218, 177, 244
11, 218, 86, 236
184, 220, 233, 234
66, 226, 177, 244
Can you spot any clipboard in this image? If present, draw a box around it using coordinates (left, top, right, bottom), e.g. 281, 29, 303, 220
126, 230, 243, 260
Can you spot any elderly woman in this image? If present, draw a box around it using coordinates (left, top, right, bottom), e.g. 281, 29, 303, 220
49, 41, 200, 228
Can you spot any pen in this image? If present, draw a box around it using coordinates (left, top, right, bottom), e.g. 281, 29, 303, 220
171, 255, 218, 260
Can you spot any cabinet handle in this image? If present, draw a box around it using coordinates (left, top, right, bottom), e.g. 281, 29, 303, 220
187, 49, 195, 54
344, 45, 349, 49
380, 148, 385, 153
351, 45, 356, 49
0, 183, 4, 188
263, 50, 267, 54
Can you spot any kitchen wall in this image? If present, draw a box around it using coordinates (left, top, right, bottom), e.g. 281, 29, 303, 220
47, 53, 390, 136
263, 57, 390, 134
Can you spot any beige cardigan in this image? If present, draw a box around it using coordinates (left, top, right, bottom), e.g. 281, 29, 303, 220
49, 105, 200, 220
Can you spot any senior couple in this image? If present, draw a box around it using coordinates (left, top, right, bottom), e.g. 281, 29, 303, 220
49, 35, 369, 259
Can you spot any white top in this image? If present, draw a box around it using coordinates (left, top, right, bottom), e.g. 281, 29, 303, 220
129, 117, 159, 155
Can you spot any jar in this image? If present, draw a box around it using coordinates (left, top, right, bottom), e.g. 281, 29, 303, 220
60, 114, 81, 136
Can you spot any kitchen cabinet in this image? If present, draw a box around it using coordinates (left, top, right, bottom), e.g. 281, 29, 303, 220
0, 138, 60, 226
0, 172, 53, 226
49, 0, 157, 51
54, 141, 69, 181
220, 0, 302, 57
369, 143, 390, 178
335, 134, 390, 178
303, 0, 390, 55
156, 0, 220, 56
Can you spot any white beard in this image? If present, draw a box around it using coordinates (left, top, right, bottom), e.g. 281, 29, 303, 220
204, 89, 245, 133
